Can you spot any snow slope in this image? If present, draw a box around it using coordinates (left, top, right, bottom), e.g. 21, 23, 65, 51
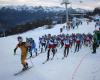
0, 19, 100, 80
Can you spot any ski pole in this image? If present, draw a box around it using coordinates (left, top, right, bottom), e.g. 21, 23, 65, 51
29, 57, 34, 67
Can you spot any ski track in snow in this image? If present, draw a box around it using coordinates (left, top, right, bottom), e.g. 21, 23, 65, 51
71, 52, 89, 80
0, 19, 100, 80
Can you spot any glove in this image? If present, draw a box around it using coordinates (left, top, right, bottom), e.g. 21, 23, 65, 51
14, 48, 16, 55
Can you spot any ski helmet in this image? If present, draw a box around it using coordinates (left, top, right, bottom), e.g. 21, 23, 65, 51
17, 36, 23, 42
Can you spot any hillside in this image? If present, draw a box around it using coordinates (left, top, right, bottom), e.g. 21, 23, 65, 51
0, 19, 100, 80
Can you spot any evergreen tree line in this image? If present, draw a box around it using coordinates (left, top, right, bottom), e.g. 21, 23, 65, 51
0, 18, 53, 37
86, 7, 100, 16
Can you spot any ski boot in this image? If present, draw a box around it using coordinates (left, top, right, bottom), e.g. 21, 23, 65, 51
25, 63, 28, 69
22, 63, 28, 71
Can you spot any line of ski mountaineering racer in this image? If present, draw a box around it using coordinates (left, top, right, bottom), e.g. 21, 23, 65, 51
14, 30, 100, 71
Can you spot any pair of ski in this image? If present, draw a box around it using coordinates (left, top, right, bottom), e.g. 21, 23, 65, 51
14, 66, 33, 76
62, 56, 68, 60
42, 60, 49, 64
42, 56, 68, 64
42, 58, 54, 64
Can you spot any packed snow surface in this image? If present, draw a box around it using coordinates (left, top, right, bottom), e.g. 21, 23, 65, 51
0, 19, 100, 80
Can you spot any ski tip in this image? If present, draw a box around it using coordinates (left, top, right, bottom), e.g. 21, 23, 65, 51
14, 66, 33, 76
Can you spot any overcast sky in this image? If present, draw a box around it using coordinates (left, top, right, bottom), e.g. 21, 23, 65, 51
0, 0, 100, 9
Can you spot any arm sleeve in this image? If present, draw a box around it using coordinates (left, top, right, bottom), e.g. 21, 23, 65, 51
14, 44, 18, 53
